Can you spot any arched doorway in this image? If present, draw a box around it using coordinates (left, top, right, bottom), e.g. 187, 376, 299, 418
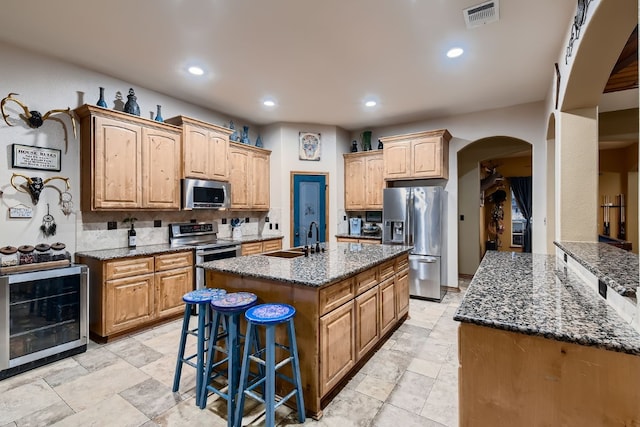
457, 136, 532, 276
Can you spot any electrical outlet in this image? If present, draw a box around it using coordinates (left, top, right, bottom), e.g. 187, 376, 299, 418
343, 215, 347, 221
222, 218, 227, 225
190, 219, 196, 223
460, 215, 464, 221
107, 221, 117, 230
275, 223, 279, 230
269, 223, 273, 230
154, 220, 162, 228
265, 216, 270, 223
245, 217, 250, 223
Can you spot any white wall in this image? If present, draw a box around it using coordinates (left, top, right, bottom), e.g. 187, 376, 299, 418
262, 123, 350, 248
0, 41, 260, 253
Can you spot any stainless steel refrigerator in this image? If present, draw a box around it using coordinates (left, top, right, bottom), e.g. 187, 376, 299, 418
382, 186, 445, 301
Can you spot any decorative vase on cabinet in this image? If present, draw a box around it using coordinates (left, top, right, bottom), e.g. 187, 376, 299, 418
124, 88, 140, 116
229, 120, 239, 141
154, 105, 164, 122
97, 87, 108, 108
241, 125, 250, 144
255, 134, 263, 148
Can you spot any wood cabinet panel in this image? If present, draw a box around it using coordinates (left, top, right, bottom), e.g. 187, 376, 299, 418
319, 278, 354, 315
378, 259, 395, 281
155, 251, 193, 272
381, 129, 451, 180
93, 116, 142, 209
106, 257, 154, 280
155, 266, 193, 319
164, 116, 231, 181
251, 151, 270, 209
262, 239, 283, 252
396, 269, 409, 318
336, 237, 382, 244
241, 241, 264, 256
320, 301, 355, 396
229, 146, 250, 208
229, 143, 271, 210
365, 154, 384, 209
344, 152, 383, 211
380, 277, 397, 336
355, 286, 379, 360
142, 127, 181, 209
355, 268, 377, 295
105, 273, 155, 335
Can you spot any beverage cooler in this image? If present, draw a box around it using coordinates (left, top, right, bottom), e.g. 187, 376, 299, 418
0, 265, 88, 379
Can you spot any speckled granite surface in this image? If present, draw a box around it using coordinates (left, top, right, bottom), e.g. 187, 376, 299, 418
554, 241, 638, 298
200, 242, 412, 287
454, 251, 640, 355
74, 235, 284, 260
335, 233, 382, 241
75, 244, 195, 260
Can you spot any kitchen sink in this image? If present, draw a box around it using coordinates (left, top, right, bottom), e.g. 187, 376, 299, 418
263, 250, 305, 259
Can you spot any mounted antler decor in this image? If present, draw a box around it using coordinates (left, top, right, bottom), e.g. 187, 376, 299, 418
1, 93, 77, 152
10, 173, 70, 205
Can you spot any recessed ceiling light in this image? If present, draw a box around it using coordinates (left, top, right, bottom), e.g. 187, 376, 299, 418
365, 100, 377, 107
263, 100, 276, 107
188, 66, 204, 76
446, 47, 464, 58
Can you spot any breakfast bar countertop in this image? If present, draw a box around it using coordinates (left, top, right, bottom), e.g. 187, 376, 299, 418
200, 242, 412, 287
454, 251, 640, 355
554, 240, 639, 298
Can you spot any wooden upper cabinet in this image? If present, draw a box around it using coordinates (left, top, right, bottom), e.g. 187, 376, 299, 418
344, 151, 383, 211
229, 142, 271, 210
164, 115, 232, 181
75, 105, 182, 211
142, 127, 181, 209
381, 129, 451, 180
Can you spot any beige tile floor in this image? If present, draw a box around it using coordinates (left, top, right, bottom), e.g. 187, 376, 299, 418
0, 282, 467, 427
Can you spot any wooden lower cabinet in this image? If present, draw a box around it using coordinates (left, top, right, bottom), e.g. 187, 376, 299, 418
241, 238, 283, 255
77, 250, 194, 340
379, 277, 397, 336
336, 237, 381, 244
354, 286, 380, 360
105, 273, 155, 336
320, 301, 356, 395
396, 268, 409, 318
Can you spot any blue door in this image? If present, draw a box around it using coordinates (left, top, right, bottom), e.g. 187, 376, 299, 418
293, 174, 327, 247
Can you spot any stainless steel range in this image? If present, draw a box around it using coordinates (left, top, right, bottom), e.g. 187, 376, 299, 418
169, 222, 240, 289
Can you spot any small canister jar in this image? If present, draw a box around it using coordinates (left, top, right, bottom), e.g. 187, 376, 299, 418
51, 242, 69, 261
18, 245, 35, 265
0, 246, 19, 267
34, 243, 52, 263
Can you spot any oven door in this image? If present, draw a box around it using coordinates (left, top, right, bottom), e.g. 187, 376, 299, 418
195, 245, 240, 289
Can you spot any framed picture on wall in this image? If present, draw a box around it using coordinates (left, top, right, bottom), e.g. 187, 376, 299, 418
12, 144, 61, 171
299, 132, 321, 161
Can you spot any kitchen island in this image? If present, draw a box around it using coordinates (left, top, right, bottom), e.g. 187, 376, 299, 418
454, 251, 640, 426
200, 242, 412, 418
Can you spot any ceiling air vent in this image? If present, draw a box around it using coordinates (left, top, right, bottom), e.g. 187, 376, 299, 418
464, 0, 499, 29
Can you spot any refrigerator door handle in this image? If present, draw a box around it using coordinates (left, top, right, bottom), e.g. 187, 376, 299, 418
417, 258, 437, 263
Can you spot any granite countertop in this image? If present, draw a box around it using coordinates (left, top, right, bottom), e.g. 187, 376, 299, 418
454, 251, 640, 355
554, 241, 638, 298
335, 233, 382, 240
200, 242, 412, 287
74, 235, 284, 261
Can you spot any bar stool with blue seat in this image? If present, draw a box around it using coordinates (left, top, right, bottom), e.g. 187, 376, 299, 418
172, 288, 226, 406
234, 303, 305, 427
200, 291, 259, 425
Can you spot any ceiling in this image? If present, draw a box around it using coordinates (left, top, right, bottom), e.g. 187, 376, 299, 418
0, 1, 625, 131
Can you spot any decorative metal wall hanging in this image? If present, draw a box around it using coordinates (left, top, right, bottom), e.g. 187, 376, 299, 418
10, 173, 70, 205
565, 0, 594, 64
1, 93, 76, 153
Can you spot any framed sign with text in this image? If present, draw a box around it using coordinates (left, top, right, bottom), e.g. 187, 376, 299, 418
12, 144, 61, 172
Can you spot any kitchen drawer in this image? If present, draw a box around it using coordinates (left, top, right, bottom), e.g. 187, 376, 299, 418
262, 239, 282, 252
319, 278, 354, 316
395, 254, 409, 272
355, 268, 378, 295
241, 242, 264, 256
106, 257, 154, 280
155, 251, 193, 272
378, 259, 395, 281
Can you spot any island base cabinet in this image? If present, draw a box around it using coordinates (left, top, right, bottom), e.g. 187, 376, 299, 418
458, 323, 640, 426
320, 302, 355, 396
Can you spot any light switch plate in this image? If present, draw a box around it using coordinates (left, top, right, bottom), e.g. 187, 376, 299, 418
107, 221, 117, 230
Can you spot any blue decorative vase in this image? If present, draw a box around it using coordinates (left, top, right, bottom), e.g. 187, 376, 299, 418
154, 105, 164, 122
229, 120, 238, 141
241, 125, 250, 144
124, 88, 140, 116
97, 87, 108, 108
255, 134, 263, 148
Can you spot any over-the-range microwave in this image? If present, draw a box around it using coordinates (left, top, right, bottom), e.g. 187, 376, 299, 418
182, 178, 230, 210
